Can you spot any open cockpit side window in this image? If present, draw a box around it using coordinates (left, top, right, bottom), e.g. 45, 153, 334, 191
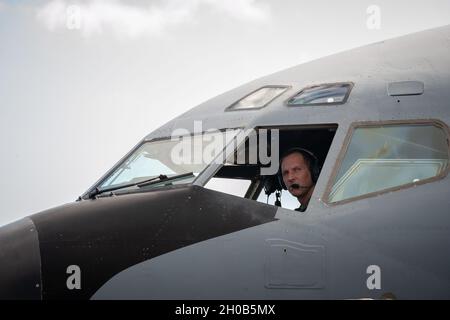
203, 125, 338, 212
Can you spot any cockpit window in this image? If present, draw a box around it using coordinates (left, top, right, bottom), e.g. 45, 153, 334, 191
98, 130, 239, 192
226, 86, 289, 111
287, 83, 353, 106
326, 121, 449, 204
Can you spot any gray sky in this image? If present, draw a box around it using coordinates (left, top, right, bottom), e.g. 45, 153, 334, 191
1, 0, 450, 226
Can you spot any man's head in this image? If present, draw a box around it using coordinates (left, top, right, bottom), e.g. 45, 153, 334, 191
280, 149, 316, 200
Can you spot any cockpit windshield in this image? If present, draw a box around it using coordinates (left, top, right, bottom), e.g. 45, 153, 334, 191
96, 130, 240, 193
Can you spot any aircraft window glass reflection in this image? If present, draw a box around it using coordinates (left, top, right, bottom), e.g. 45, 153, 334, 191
99, 130, 239, 192
227, 86, 288, 111
205, 178, 252, 197
288, 83, 352, 105
328, 123, 449, 203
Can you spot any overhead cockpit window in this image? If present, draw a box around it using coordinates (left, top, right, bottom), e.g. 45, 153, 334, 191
287, 83, 353, 106
325, 121, 449, 204
226, 86, 289, 111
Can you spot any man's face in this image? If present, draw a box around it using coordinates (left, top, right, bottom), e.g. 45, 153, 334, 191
281, 152, 314, 198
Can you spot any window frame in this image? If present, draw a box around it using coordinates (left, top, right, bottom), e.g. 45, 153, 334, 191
225, 85, 291, 112
286, 82, 354, 106
323, 119, 450, 206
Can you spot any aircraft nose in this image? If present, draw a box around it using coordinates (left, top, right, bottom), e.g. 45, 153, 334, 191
0, 218, 42, 299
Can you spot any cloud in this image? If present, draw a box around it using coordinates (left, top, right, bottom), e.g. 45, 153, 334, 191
36, 0, 270, 38
202, 0, 269, 22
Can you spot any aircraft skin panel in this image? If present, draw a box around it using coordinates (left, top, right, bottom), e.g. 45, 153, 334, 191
313, 171, 450, 299
93, 176, 450, 300
92, 220, 329, 300
26, 185, 277, 300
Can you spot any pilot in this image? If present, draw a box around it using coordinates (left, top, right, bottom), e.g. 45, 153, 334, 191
279, 148, 319, 212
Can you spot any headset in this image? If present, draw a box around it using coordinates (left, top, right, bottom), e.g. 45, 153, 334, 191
277, 147, 321, 190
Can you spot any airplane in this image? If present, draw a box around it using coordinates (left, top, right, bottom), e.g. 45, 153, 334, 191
1, 24, 449, 300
